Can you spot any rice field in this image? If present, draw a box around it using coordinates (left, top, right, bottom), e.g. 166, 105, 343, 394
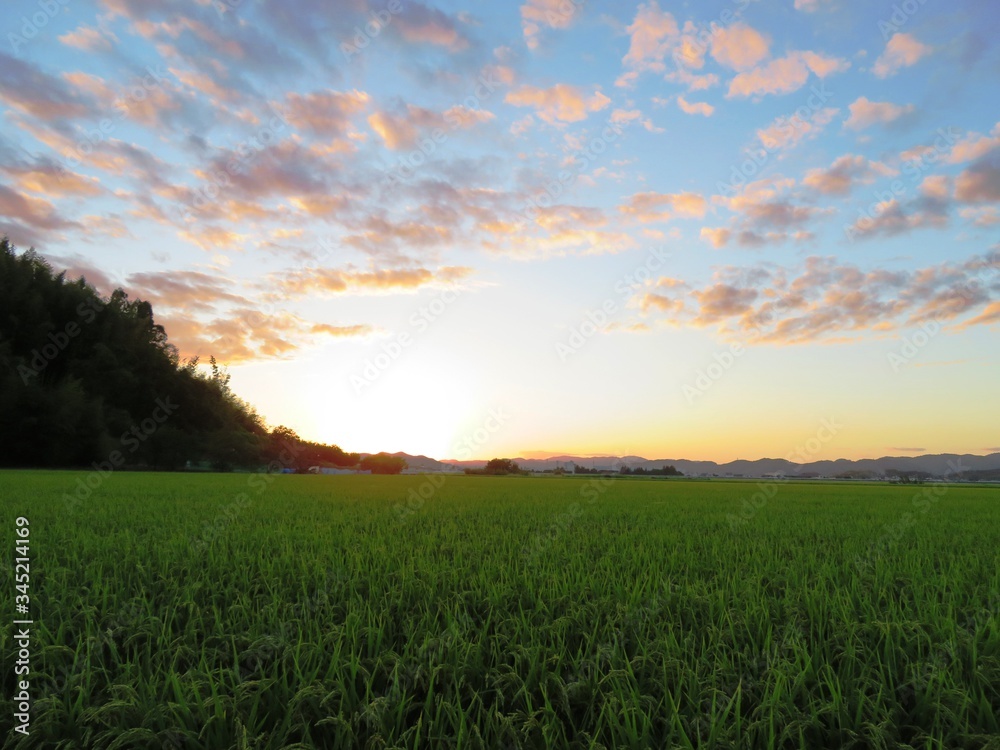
1, 471, 999, 749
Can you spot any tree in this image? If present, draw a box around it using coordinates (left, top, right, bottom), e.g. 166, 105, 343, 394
360, 453, 407, 475
484, 458, 520, 475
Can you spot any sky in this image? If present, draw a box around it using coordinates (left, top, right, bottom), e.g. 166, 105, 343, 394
1, 0, 999, 462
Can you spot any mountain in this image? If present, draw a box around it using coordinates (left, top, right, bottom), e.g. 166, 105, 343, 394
436, 452, 1000, 479
359, 452, 463, 473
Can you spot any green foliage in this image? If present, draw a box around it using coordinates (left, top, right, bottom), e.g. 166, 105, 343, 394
359, 452, 407, 474
620, 464, 683, 476
485, 457, 520, 474
1, 473, 998, 748
0, 239, 353, 471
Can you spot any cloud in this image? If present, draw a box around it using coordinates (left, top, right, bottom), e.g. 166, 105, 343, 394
632, 250, 1000, 343
955, 153, 1000, 203
793, 0, 829, 10
395, 2, 471, 51
620, 1, 678, 74
505, 84, 610, 125
709, 23, 770, 71
844, 96, 915, 130
162, 309, 376, 363
619, 191, 706, 222
283, 89, 369, 138
756, 107, 838, 151
845, 181, 950, 241
0, 184, 81, 243
676, 96, 714, 117
637, 277, 689, 314
664, 68, 719, 92
59, 25, 116, 52
0, 53, 94, 121
37, 255, 380, 363
522, 0, 583, 50
959, 206, 1000, 227
0, 152, 103, 198
367, 102, 494, 149
700, 227, 731, 248
944, 123, 1000, 164
727, 50, 849, 98
803, 154, 897, 195
274, 265, 474, 297
890, 447, 927, 453
961, 302, 1000, 328
693, 283, 759, 323
712, 176, 827, 244
872, 33, 932, 78
608, 108, 663, 132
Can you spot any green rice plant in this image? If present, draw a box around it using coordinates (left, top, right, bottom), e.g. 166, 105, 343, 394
0, 471, 998, 749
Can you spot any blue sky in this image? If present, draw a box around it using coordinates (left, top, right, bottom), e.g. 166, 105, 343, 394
1, 0, 998, 460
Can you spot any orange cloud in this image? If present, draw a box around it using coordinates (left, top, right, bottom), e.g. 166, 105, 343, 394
709, 23, 770, 71
873, 33, 932, 78
620, 191, 706, 222
756, 107, 838, 151
665, 68, 719, 91
275, 266, 474, 297
284, 89, 369, 137
59, 25, 115, 51
955, 155, 1000, 203
368, 103, 493, 148
4, 163, 102, 198
803, 155, 897, 195
676, 96, 714, 117
700, 227, 731, 248
844, 97, 915, 130
620, 1, 678, 73
522, 0, 583, 50
630, 251, 1000, 343
728, 51, 848, 98
944, 123, 1000, 165
505, 84, 610, 125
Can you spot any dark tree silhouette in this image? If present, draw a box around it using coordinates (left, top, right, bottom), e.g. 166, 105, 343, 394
0, 239, 355, 471
359, 453, 407, 474
484, 458, 520, 475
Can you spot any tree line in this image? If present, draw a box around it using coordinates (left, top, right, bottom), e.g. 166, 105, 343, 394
0, 239, 404, 473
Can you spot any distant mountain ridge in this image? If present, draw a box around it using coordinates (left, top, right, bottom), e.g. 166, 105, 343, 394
422, 452, 1000, 479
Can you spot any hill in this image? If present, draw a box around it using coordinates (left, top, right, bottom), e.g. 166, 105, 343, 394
439, 452, 1000, 480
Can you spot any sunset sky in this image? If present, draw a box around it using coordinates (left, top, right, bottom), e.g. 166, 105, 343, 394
1, 0, 998, 461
